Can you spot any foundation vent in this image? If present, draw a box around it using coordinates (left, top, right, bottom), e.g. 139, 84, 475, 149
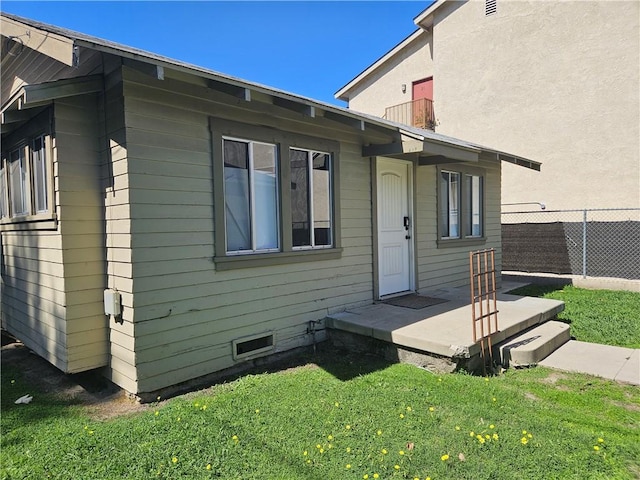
232, 332, 275, 360
485, 0, 497, 16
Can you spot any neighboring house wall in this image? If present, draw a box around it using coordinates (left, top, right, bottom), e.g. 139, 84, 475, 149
340, 1, 640, 211
347, 31, 433, 119
433, 0, 639, 210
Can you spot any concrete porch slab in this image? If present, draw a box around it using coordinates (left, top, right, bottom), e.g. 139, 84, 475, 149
325, 288, 565, 360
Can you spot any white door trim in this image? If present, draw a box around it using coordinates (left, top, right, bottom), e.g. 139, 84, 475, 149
375, 158, 415, 299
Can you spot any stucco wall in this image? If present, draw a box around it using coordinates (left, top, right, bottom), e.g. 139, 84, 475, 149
347, 31, 434, 119
433, 0, 640, 210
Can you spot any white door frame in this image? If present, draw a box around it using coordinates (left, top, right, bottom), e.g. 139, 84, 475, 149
375, 158, 415, 299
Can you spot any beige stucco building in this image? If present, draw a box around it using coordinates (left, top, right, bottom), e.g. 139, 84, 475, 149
337, 0, 640, 212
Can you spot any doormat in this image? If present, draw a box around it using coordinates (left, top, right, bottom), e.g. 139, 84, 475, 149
383, 294, 449, 310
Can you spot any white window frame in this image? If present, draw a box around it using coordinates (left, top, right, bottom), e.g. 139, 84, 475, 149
223, 136, 280, 255
291, 148, 333, 251
440, 170, 461, 239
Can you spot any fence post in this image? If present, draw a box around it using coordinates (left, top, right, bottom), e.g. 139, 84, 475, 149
582, 209, 587, 278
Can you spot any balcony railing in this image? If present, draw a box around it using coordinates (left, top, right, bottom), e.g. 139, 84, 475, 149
384, 98, 435, 130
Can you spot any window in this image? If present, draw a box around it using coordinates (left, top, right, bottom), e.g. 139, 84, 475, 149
290, 148, 332, 249
1, 130, 53, 226
223, 138, 279, 253
439, 168, 484, 243
211, 118, 341, 269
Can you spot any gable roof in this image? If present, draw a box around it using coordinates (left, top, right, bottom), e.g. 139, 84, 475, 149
0, 11, 539, 171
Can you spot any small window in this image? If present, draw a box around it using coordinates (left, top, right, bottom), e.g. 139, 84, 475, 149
466, 174, 483, 237
290, 148, 333, 249
223, 138, 279, 254
485, 0, 497, 16
440, 171, 460, 238
8, 147, 28, 217
32, 135, 49, 213
439, 168, 485, 243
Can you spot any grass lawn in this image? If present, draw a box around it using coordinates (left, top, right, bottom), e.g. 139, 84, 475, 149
2, 352, 639, 480
508, 285, 640, 349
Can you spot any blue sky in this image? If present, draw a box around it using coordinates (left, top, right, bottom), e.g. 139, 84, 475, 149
1, 1, 429, 105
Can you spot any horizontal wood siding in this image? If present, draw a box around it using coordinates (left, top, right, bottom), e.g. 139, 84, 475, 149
415, 160, 502, 291
101, 66, 138, 393
121, 66, 374, 393
55, 94, 108, 373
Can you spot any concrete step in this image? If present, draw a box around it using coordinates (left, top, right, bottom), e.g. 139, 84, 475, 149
498, 320, 571, 367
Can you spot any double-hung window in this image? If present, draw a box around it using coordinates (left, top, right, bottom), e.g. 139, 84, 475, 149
1, 131, 53, 226
223, 138, 279, 253
439, 167, 484, 243
212, 118, 341, 269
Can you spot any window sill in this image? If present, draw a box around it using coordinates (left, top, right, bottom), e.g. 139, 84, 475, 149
437, 237, 486, 249
0, 214, 58, 231
215, 248, 343, 271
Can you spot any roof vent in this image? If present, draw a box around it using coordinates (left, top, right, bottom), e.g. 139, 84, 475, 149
485, 0, 497, 16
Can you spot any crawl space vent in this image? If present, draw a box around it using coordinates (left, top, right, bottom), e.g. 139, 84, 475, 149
233, 332, 275, 360
485, 0, 497, 16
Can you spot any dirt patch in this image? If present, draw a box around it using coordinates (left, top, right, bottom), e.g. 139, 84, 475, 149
524, 392, 539, 401
540, 371, 568, 384
609, 399, 640, 413
1, 339, 148, 420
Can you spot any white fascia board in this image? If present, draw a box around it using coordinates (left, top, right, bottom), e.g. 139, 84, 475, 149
413, 0, 447, 28
1, 16, 76, 66
334, 29, 425, 101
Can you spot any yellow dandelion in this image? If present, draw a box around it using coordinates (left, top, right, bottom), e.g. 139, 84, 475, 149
485, 434, 491, 440
346, 425, 351, 430
206, 464, 212, 470
528, 433, 533, 438
154, 411, 159, 416
201, 405, 207, 411
438, 377, 443, 382
470, 431, 475, 437
374, 474, 380, 479
406, 406, 412, 412
316, 444, 321, 449
171, 457, 178, 464
84, 425, 88, 430
306, 459, 311, 464
303, 451, 308, 456
426, 477, 432, 480
414, 478, 420, 480
455, 426, 461, 431
328, 435, 334, 441
88, 430, 94, 435
346, 447, 351, 453
335, 402, 340, 407
232, 435, 239, 442
489, 424, 495, 429
346, 464, 352, 469
484, 377, 489, 382
598, 438, 604, 443
492, 433, 499, 440
521, 437, 528, 445
381, 448, 388, 455
522, 430, 527, 435
195, 402, 200, 407
177, 417, 181, 422
478, 437, 486, 444
394, 464, 401, 470
594, 445, 600, 451
377, 430, 383, 436
492, 397, 497, 402
328, 444, 333, 449
429, 406, 435, 412
319, 448, 324, 454
441, 454, 450, 461
364, 475, 369, 479
255, 409, 260, 414
400, 413, 405, 419
399, 450, 405, 456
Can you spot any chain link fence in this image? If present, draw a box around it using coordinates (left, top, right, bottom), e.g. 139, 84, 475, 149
501, 208, 640, 280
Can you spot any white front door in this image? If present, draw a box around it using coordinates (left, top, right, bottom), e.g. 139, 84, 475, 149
377, 158, 413, 297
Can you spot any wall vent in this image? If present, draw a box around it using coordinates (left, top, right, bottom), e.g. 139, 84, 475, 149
485, 0, 497, 16
232, 332, 275, 360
